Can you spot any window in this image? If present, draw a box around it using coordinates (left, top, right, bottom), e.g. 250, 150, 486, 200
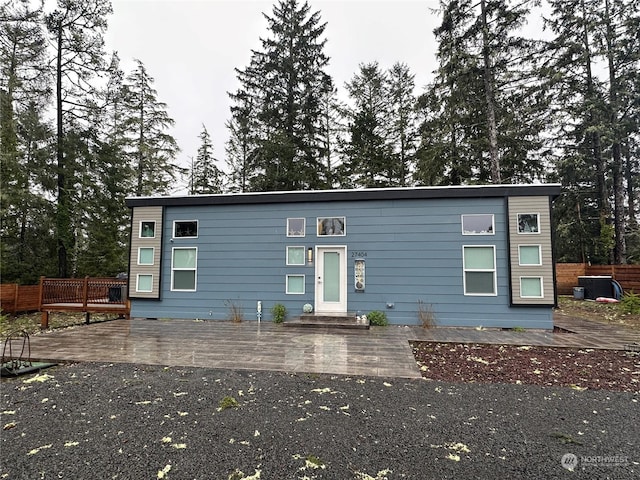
461, 214, 494, 235
172, 247, 197, 291
136, 274, 153, 292
286, 246, 305, 266
174, 220, 198, 238
140, 221, 155, 238
317, 217, 345, 236
520, 277, 543, 298
517, 213, 539, 234
287, 218, 305, 237
518, 245, 541, 266
463, 246, 496, 295
286, 275, 305, 294
138, 247, 154, 265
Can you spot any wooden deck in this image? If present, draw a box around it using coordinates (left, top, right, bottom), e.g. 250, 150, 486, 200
39, 277, 130, 329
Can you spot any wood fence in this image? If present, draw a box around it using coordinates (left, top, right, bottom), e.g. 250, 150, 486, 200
0, 284, 40, 314
556, 263, 640, 295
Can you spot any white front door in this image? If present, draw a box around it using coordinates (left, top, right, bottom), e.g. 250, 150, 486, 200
315, 246, 347, 313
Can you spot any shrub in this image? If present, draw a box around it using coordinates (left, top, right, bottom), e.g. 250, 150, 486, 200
620, 291, 640, 315
271, 303, 287, 323
367, 310, 388, 326
417, 300, 436, 329
224, 299, 244, 323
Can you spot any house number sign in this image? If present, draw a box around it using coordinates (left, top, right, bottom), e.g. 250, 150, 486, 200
354, 258, 365, 292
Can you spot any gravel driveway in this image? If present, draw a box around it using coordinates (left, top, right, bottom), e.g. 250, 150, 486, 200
1, 362, 638, 479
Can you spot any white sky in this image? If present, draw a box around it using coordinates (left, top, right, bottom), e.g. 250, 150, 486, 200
104, 0, 443, 192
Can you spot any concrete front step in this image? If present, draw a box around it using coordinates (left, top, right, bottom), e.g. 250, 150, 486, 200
283, 313, 370, 330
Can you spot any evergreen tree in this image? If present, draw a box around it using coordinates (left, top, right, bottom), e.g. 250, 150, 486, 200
190, 124, 223, 194
317, 77, 347, 188
228, 0, 332, 191
342, 62, 394, 187
545, 0, 639, 263
121, 59, 183, 196
1, 0, 56, 283
45, 0, 112, 277
417, 0, 547, 186
225, 90, 257, 193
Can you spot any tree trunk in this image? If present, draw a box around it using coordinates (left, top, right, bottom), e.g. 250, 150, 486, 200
55, 19, 68, 277
480, 0, 501, 184
605, 0, 625, 263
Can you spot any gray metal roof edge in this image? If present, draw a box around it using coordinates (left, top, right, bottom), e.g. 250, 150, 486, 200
125, 184, 563, 208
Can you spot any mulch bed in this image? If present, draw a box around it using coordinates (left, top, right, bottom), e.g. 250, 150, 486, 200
412, 342, 640, 392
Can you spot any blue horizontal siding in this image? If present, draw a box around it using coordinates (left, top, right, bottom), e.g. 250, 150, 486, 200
130, 197, 553, 329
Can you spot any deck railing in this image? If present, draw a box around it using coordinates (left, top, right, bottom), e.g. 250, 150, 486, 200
39, 276, 128, 307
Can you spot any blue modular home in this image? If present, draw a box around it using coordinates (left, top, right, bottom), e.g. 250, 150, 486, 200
125, 184, 562, 329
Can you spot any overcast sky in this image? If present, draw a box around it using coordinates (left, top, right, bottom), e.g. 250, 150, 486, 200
103, 0, 442, 192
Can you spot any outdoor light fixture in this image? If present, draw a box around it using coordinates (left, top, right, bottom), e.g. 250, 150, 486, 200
307, 247, 313, 264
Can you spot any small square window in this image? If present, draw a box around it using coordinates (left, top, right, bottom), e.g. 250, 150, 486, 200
138, 247, 154, 265
517, 213, 539, 234
140, 221, 155, 238
286, 275, 305, 294
520, 277, 543, 298
462, 214, 494, 235
287, 218, 305, 237
174, 220, 198, 238
519, 245, 541, 265
137, 274, 153, 292
317, 217, 345, 236
286, 246, 305, 265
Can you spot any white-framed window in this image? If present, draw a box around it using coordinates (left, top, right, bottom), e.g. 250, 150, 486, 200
174, 220, 198, 238
463, 245, 496, 296
461, 214, 494, 235
517, 213, 540, 234
138, 247, 154, 265
520, 276, 543, 298
287, 218, 305, 237
140, 221, 155, 238
136, 274, 153, 292
172, 247, 197, 291
286, 246, 305, 266
317, 217, 346, 236
286, 274, 305, 294
518, 245, 542, 266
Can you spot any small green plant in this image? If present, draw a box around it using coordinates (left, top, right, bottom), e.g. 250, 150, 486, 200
224, 299, 244, 323
417, 300, 436, 329
306, 454, 325, 468
218, 395, 240, 411
620, 290, 640, 315
271, 303, 287, 323
367, 310, 388, 326
511, 326, 526, 332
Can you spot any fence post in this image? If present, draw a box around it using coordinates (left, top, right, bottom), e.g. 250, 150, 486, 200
82, 276, 89, 309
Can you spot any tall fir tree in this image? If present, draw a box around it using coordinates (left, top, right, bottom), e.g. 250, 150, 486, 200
228, 0, 332, 191
190, 125, 223, 194
122, 59, 183, 196
45, 0, 112, 277
416, 0, 548, 186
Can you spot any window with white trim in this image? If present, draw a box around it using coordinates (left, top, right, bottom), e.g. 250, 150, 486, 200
140, 221, 155, 238
136, 274, 153, 292
463, 246, 496, 295
461, 214, 494, 235
286, 246, 305, 266
174, 220, 198, 238
517, 213, 540, 234
172, 247, 197, 291
520, 277, 543, 298
286, 274, 305, 294
287, 218, 305, 237
138, 247, 154, 265
518, 245, 542, 266
317, 217, 345, 236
